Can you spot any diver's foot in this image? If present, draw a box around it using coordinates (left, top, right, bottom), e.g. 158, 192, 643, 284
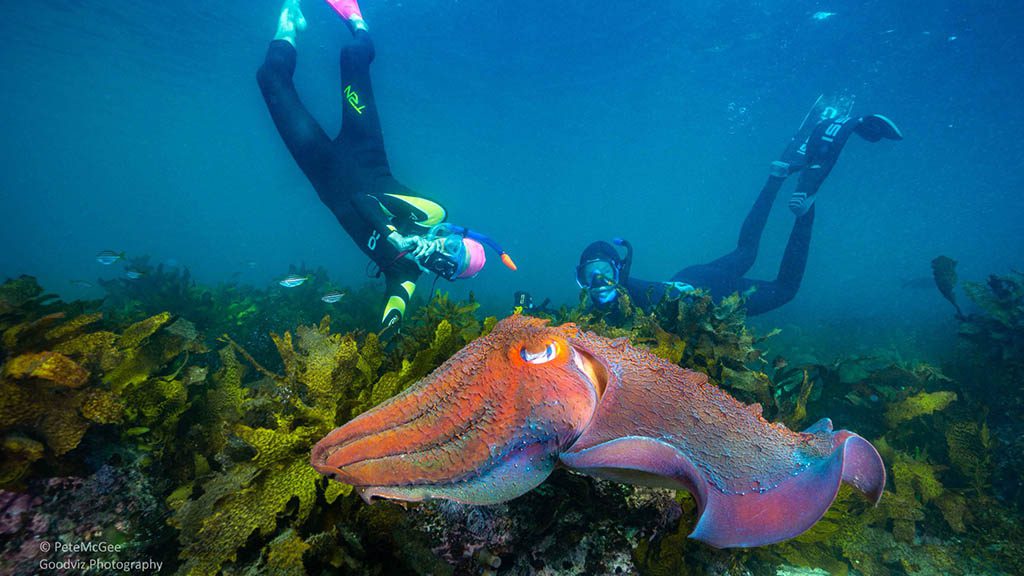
787, 190, 817, 216
275, 0, 307, 45
326, 0, 368, 32
787, 113, 902, 216
854, 114, 903, 142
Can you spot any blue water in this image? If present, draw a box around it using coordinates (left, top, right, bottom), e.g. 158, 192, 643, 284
1, 0, 1021, 356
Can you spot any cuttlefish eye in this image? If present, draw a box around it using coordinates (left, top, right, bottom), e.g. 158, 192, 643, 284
520, 341, 560, 364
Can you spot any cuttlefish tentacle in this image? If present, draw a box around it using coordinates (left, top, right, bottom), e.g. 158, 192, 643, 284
312, 315, 885, 547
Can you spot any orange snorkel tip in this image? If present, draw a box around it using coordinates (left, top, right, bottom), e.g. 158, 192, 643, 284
501, 253, 518, 271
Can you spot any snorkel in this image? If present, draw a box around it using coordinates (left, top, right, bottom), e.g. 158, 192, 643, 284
444, 224, 518, 272
612, 237, 632, 281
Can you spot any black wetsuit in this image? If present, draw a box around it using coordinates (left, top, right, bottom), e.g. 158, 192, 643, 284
258, 32, 447, 337
622, 117, 861, 315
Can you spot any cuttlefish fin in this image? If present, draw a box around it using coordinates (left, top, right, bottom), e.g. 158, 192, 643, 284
559, 424, 884, 548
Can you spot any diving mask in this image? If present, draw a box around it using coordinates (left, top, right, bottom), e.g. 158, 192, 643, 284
420, 223, 512, 280
419, 228, 471, 280
576, 259, 620, 289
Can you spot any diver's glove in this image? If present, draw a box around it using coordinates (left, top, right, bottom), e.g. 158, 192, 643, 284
413, 237, 446, 260
389, 231, 447, 259
664, 281, 696, 301
389, 232, 424, 254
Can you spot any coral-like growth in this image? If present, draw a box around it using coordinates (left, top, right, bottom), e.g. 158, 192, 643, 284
0, 464, 165, 575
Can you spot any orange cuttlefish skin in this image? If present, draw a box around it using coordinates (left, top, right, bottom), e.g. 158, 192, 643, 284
311, 315, 886, 548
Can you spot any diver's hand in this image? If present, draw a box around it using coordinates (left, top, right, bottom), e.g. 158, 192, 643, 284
388, 232, 420, 253
413, 238, 446, 260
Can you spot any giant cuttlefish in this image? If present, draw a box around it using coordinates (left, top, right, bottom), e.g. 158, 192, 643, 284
311, 315, 885, 548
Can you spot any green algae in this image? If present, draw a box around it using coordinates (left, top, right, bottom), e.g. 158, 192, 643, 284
1, 271, 1023, 576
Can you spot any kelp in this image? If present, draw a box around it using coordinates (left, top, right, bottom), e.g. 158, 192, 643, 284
3, 269, 1024, 576
0, 278, 196, 487
167, 303, 495, 575
556, 289, 776, 409
885, 390, 958, 427
170, 319, 357, 576
397, 290, 496, 362
949, 271, 1024, 509
945, 419, 993, 496
99, 260, 371, 368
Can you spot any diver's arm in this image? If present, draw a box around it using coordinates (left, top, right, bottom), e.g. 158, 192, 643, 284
621, 278, 693, 309
622, 277, 667, 310
349, 194, 428, 256
351, 193, 401, 241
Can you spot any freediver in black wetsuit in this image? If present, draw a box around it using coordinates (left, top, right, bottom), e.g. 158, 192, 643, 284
577, 98, 903, 316
258, 0, 514, 338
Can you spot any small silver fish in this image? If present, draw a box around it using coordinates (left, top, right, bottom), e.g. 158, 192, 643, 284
125, 270, 144, 280
321, 291, 345, 304
812, 11, 836, 21
279, 275, 310, 288
96, 250, 125, 265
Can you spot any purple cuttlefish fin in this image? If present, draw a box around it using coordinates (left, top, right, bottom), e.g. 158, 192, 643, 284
560, 419, 884, 548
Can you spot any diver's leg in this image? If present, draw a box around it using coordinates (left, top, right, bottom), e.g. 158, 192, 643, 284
736, 279, 777, 317
380, 262, 420, 341
257, 5, 332, 187
740, 205, 816, 315
337, 30, 389, 164
774, 205, 815, 302
329, 0, 383, 151
684, 175, 786, 282
696, 175, 787, 278
788, 114, 902, 216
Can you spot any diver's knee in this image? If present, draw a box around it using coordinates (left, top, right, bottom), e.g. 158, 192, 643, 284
774, 285, 800, 306
257, 51, 292, 89
340, 39, 374, 68
256, 64, 274, 90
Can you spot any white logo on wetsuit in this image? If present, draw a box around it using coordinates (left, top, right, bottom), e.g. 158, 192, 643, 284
822, 117, 850, 143
368, 230, 380, 250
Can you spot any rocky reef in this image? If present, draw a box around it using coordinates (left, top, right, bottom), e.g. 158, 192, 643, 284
0, 269, 1022, 575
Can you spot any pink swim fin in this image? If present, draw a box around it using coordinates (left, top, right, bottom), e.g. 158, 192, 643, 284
326, 0, 363, 22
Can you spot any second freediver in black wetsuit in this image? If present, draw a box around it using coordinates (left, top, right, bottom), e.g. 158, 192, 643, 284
258, 0, 515, 339
577, 97, 903, 316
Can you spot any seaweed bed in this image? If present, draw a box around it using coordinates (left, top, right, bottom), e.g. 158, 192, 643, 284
1, 264, 1022, 576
